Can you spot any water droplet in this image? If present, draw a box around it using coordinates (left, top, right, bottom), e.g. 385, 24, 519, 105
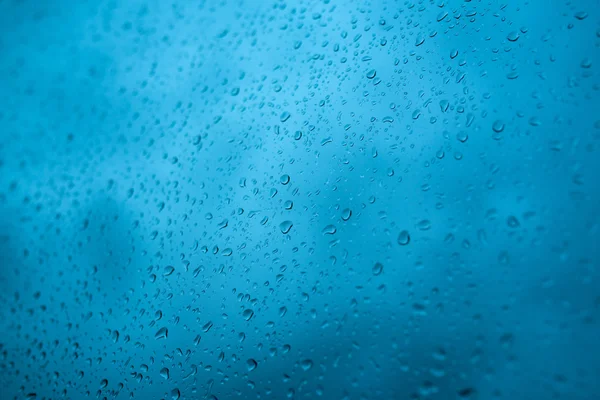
397, 230, 411, 245
247, 358, 258, 371
155, 327, 168, 340
280, 174, 290, 185
492, 120, 505, 133
506, 70, 519, 80
457, 388, 476, 399
507, 216, 520, 228
280, 111, 291, 122
300, 359, 313, 371
280, 221, 293, 234
322, 225, 337, 235
415, 34, 425, 46
163, 265, 175, 276
439, 100, 449, 112
160, 368, 170, 380
366, 69, 376, 79
341, 208, 352, 221
581, 58, 592, 69
202, 321, 213, 332
372, 262, 384, 276
507, 31, 520, 42
243, 309, 254, 321
417, 220, 431, 231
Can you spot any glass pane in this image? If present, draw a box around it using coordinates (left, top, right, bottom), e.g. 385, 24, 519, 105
1, 1, 598, 399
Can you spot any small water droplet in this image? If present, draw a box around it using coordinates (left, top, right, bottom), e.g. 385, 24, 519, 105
247, 358, 258, 371
280, 221, 293, 234
160, 368, 170, 380
243, 309, 254, 321
202, 321, 213, 332
322, 225, 337, 235
415, 34, 425, 46
163, 266, 175, 276
492, 120, 505, 133
372, 262, 384, 276
341, 208, 352, 221
155, 327, 168, 340
507, 31, 520, 42
300, 359, 313, 371
417, 220, 431, 231
507, 216, 520, 228
280, 111, 291, 122
397, 230, 411, 245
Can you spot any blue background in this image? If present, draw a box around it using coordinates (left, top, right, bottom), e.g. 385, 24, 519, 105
1, 0, 599, 399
